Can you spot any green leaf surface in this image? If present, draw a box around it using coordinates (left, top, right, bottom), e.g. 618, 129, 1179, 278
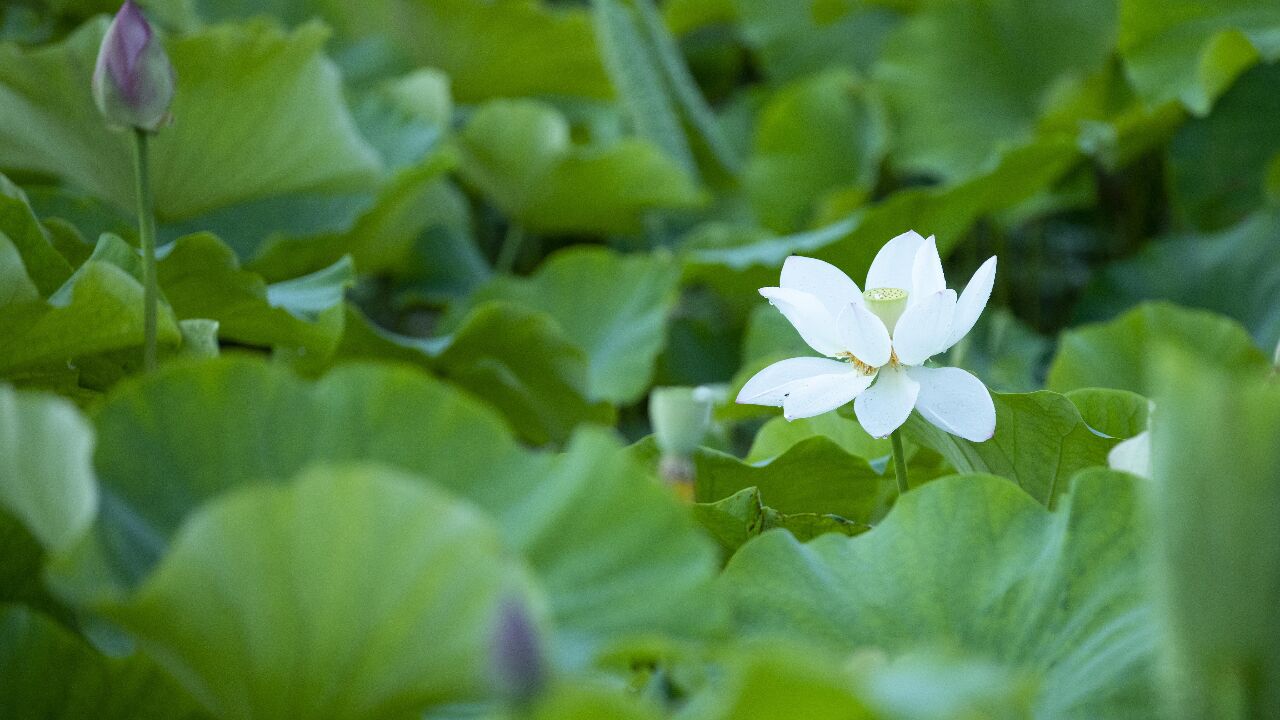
1167, 64, 1280, 231
0, 174, 71, 295
74, 358, 717, 660
746, 412, 888, 464
103, 464, 529, 720
904, 391, 1116, 506
0, 259, 181, 377
0, 386, 96, 551
1048, 302, 1269, 396
0, 19, 381, 221
1065, 388, 1149, 440
456, 100, 704, 235
692, 486, 869, 558
632, 435, 894, 524
875, 0, 1117, 180
1148, 348, 1280, 716
734, 0, 902, 82
1076, 212, 1280, 351
389, 0, 613, 102
446, 247, 681, 404
157, 233, 350, 359
1119, 0, 1280, 115
684, 138, 1080, 283
746, 69, 888, 232
336, 303, 611, 445
0, 604, 207, 719
721, 472, 1157, 718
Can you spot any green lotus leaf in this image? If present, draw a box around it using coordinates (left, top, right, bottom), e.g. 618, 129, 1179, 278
733, 0, 902, 82
875, 0, 1117, 180
0, 604, 208, 719
746, 68, 888, 232
456, 99, 704, 235
1047, 302, 1269, 396
1119, 0, 1280, 115
157, 233, 352, 360
904, 391, 1115, 507
632, 435, 894, 524
0, 19, 381, 221
445, 246, 681, 404
1075, 213, 1280, 350
0, 174, 71, 295
1147, 348, 1280, 715
337, 302, 611, 445
1065, 387, 1150, 440
101, 463, 532, 719
1167, 65, 1280, 231
720, 472, 1157, 718
64, 358, 717, 660
0, 257, 182, 377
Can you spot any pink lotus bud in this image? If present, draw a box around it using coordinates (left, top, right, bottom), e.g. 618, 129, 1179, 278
491, 596, 546, 702
92, 1, 175, 132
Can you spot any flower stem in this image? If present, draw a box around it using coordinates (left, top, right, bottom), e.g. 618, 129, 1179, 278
496, 222, 524, 274
131, 129, 158, 372
890, 429, 909, 495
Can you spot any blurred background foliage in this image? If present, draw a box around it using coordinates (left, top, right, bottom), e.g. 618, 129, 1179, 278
1, 0, 1277, 423
1, 0, 1279, 718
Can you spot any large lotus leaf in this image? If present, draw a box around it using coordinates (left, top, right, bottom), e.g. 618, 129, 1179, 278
1076, 212, 1280, 350
1119, 0, 1280, 115
875, 0, 1116, 180
683, 138, 1080, 285
157, 233, 352, 359
1065, 388, 1149, 440
389, 0, 612, 102
167, 71, 460, 278
1047, 302, 1269, 396
0, 386, 96, 552
904, 391, 1116, 507
1167, 65, 1280, 231
0, 387, 96, 616
590, 0, 740, 181
337, 303, 612, 445
1147, 349, 1280, 716
746, 413, 889, 464
75, 358, 717, 659
0, 259, 182, 377
679, 642, 878, 720
679, 643, 1035, 720
631, 435, 895, 523
1146, 348, 1280, 712
0, 19, 381, 221
0, 174, 71, 295
721, 472, 1157, 719
445, 247, 681, 404
746, 68, 888, 232
733, 0, 903, 82
456, 99, 703, 235
690, 486, 869, 558
100, 464, 530, 720
0, 604, 208, 719
0, 233, 39, 309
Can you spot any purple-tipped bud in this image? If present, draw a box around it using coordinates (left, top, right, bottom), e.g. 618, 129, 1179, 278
92, 1, 175, 132
491, 596, 546, 703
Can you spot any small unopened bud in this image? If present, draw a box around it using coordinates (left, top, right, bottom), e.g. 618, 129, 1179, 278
1273, 335, 1279, 370
93, 1, 175, 132
649, 386, 713, 457
491, 596, 546, 704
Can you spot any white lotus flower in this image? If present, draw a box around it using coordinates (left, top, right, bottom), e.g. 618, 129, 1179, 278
736, 230, 997, 441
